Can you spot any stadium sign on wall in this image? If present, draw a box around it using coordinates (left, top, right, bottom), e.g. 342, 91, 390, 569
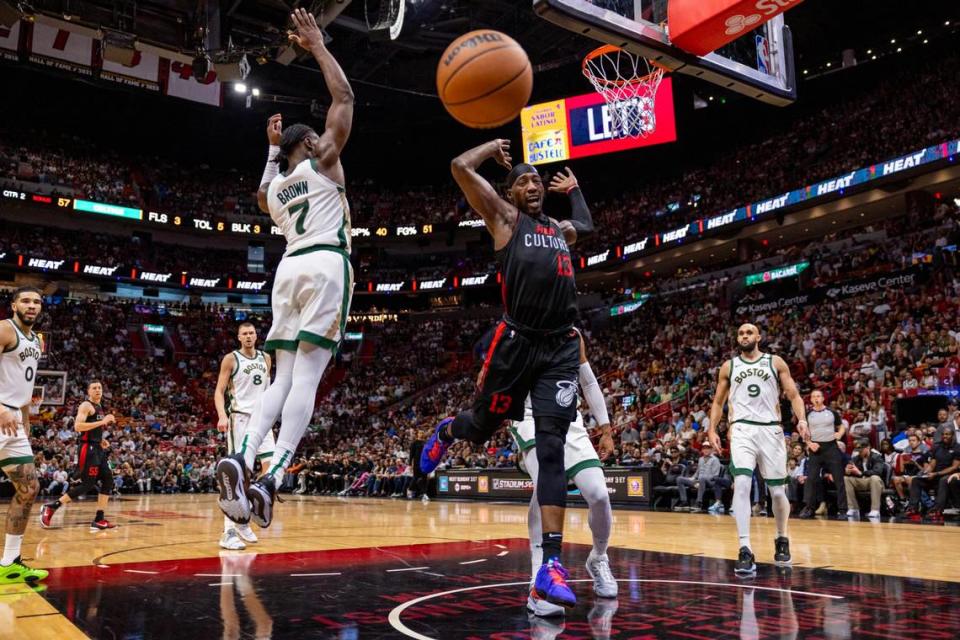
744, 261, 809, 286
734, 266, 925, 316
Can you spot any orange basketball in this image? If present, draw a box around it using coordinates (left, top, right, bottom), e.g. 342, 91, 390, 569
437, 30, 533, 129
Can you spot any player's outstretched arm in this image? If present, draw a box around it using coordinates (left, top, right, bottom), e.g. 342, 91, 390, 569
707, 361, 731, 452
451, 139, 517, 249
214, 354, 234, 432
257, 114, 284, 214
548, 167, 593, 245
290, 8, 354, 171
774, 356, 809, 441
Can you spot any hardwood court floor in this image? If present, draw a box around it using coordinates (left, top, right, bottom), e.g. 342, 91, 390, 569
3, 493, 959, 638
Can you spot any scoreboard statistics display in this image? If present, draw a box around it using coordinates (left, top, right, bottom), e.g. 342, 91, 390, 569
520, 78, 677, 165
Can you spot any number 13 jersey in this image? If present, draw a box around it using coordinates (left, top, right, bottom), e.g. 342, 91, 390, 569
728, 353, 781, 427
267, 158, 351, 256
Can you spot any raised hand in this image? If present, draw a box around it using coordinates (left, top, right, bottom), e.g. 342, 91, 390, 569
288, 8, 324, 51
267, 113, 282, 145
491, 139, 512, 170
548, 167, 579, 193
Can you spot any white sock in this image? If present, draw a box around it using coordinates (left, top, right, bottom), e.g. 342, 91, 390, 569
733, 475, 753, 550
770, 485, 790, 538
2, 534, 23, 565
242, 350, 294, 471
577, 467, 611, 556
224, 516, 234, 533
524, 451, 543, 579
265, 344, 333, 484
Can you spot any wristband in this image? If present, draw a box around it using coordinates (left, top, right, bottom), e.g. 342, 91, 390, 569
565, 185, 579, 195
261, 145, 281, 187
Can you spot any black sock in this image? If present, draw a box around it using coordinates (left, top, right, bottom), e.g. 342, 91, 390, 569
442, 412, 473, 443
95, 510, 104, 522
542, 532, 562, 564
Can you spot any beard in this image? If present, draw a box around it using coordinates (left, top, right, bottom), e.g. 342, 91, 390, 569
738, 339, 758, 353
15, 309, 36, 327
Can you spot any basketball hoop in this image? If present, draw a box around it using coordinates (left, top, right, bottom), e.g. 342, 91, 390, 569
582, 45, 665, 139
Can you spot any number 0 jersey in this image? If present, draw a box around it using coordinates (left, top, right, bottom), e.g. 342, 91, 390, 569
227, 350, 269, 415
266, 158, 352, 256
0, 319, 42, 409
727, 353, 781, 427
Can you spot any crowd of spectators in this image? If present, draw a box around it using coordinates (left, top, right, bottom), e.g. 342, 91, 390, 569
2, 54, 958, 261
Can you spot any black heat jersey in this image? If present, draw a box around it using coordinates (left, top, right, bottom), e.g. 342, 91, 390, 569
497, 213, 578, 333
81, 401, 104, 445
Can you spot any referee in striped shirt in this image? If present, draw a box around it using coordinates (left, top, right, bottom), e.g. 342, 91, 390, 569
799, 390, 848, 519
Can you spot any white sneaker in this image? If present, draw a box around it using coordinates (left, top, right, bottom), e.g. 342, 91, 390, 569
585, 550, 618, 598
866, 510, 881, 519
237, 524, 259, 543
943, 508, 960, 516
846, 509, 860, 519
219, 528, 246, 550
421, 494, 430, 503
527, 585, 566, 617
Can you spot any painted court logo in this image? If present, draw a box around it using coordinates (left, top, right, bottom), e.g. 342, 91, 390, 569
555, 381, 578, 408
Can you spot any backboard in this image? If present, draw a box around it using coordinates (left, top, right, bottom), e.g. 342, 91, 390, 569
534, 0, 797, 105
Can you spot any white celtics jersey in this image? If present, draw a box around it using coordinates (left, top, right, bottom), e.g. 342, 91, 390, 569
727, 353, 781, 427
227, 350, 269, 415
267, 158, 351, 256
0, 319, 42, 409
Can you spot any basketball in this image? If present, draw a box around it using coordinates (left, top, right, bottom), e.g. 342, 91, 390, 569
437, 30, 533, 128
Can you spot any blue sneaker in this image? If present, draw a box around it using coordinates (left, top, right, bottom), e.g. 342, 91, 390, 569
419, 417, 454, 474
534, 559, 576, 609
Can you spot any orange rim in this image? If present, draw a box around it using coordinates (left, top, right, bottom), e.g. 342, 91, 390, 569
582, 45, 667, 89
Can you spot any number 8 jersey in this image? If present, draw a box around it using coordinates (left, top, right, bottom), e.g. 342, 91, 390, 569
267, 158, 352, 256
0, 319, 42, 410
727, 353, 781, 427
226, 350, 270, 416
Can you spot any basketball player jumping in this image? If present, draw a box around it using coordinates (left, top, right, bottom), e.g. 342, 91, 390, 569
0, 287, 48, 584
419, 143, 595, 609
40, 380, 118, 531
217, 8, 354, 529
510, 331, 617, 617
707, 323, 809, 575
214, 323, 274, 549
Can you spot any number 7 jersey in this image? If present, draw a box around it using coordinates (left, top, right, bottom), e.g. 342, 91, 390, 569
0, 319, 42, 410
727, 353, 782, 427
266, 158, 352, 256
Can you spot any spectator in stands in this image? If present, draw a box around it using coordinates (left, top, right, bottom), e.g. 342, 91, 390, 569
905, 426, 960, 522
684, 444, 728, 514
621, 423, 640, 447
843, 441, 885, 519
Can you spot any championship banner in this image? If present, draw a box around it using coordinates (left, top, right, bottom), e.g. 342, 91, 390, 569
0, 20, 21, 60
435, 468, 652, 506
164, 59, 223, 107
101, 49, 161, 91
521, 78, 677, 166
733, 266, 926, 316
27, 21, 95, 75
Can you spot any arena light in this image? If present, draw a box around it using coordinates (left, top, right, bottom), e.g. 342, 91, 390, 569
234, 83, 247, 93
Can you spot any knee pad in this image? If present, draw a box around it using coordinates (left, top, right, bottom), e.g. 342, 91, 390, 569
534, 430, 566, 508
734, 474, 752, 494
534, 415, 570, 439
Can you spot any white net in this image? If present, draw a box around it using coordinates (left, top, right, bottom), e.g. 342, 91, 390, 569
582, 46, 664, 139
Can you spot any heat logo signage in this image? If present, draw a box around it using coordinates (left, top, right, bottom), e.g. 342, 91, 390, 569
461, 275, 491, 287
521, 79, 677, 166
83, 264, 119, 276
419, 278, 446, 291
28, 258, 65, 270
376, 282, 404, 293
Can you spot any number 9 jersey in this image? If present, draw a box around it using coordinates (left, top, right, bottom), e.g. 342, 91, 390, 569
0, 318, 42, 410
727, 353, 781, 428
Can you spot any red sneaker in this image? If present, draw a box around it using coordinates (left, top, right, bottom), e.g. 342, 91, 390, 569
90, 519, 117, 531
38, 504, 58, 529
926, 509, 944, 524
903, 507, 922, 523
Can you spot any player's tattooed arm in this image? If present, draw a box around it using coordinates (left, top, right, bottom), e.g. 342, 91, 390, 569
4, 463, 39, 535
451, 139, 517, 249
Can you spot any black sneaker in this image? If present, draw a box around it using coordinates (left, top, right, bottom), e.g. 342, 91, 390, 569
797, 507, 815, 519
216, 453, 251, 525
734, 546, 756, 576
248, 475, 277, 528
774, 536, 791, 566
